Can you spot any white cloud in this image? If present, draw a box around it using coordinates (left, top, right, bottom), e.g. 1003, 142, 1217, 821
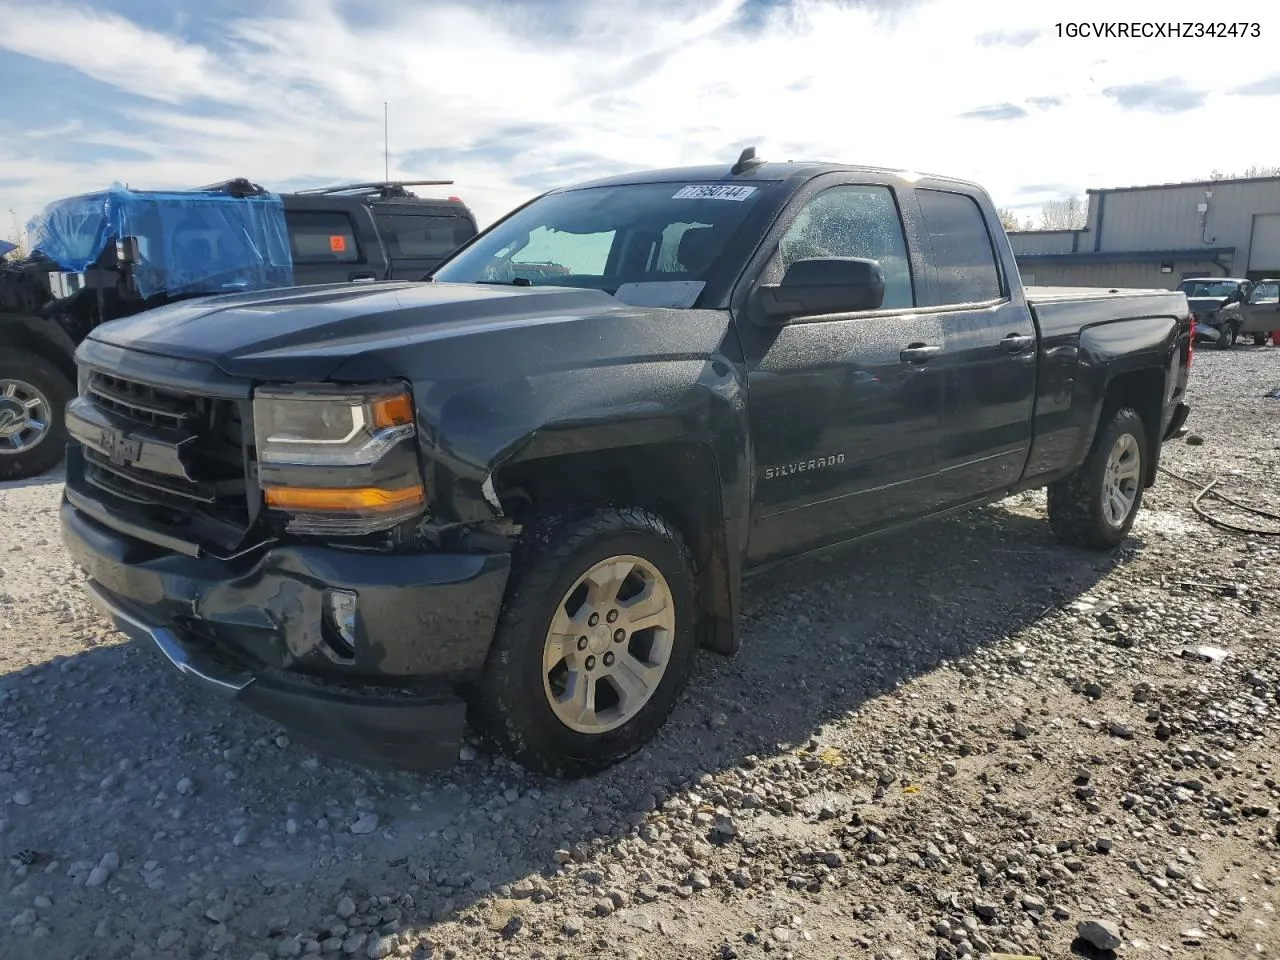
1, 0, 1276, 234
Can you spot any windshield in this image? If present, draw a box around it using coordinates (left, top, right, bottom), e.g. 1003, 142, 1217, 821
29, 195, 110, 269
432, 181, 772, 303
1177, 279, 1239, 299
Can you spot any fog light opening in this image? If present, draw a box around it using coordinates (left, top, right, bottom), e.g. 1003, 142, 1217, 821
323, 589, 359, 661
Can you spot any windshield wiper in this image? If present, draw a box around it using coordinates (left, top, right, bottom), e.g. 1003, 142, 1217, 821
474, 278, 534, 287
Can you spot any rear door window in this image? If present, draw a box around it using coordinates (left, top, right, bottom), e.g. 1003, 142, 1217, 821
378, 214, 476, 260
915, 189, 1004, 305
284, 211, 360, 264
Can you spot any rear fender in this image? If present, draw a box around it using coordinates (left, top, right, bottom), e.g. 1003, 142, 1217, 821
1075, 317, 1179, 485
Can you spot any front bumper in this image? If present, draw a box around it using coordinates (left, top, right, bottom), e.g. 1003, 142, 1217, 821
62, 500, 511, 771
1192, 317, 1223, 340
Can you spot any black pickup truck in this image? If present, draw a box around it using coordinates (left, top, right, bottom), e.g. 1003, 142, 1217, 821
60, 149, 1194, 778
0, 179, 477, 481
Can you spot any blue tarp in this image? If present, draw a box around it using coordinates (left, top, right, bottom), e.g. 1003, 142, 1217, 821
0, 240, 16, 258
27, 182, 294, 298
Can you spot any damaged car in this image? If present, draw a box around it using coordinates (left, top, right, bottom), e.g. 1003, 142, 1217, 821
61, 149, 1194, 778
1176, 276, 1251, 349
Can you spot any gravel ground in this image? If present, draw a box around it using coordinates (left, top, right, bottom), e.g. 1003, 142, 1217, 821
1, 348, 1278, 960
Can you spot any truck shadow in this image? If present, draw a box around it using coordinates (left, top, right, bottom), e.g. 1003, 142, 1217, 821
0, 463, 65, 491
0, 496, 1137, 953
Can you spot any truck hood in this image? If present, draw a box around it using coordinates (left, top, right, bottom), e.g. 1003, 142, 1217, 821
1185, 296, 1228, 314
86, 280, 631, 379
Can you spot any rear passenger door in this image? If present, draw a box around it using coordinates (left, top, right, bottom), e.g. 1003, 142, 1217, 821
376, 213, 478, 280
913, 187, 1037, 504
283, 209, 381, 286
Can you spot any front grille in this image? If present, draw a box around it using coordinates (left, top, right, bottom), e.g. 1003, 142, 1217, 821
77, 371, 255, 549
87, 373, 199, 431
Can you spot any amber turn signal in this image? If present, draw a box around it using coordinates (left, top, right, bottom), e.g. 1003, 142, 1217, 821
371, 393, 414, 428
263, 483, 425, 513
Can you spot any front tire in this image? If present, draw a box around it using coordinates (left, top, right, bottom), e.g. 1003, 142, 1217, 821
1047, 407, 1149, 550
466, 506, 699, 778
1252, 332, 1269, 347
1216, 323, 1237, 349
0, 352, 74, 482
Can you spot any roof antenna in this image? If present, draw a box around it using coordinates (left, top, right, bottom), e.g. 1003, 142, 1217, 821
731, 145, 765, 175
384, 101, 389, 182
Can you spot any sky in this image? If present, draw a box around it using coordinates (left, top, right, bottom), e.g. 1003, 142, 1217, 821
1, 0, 1277, 239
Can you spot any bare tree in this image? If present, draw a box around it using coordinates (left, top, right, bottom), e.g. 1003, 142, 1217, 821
3, 208, 25, 261
995, 207, 1021, 232
1039, 195, 1086, 230
1208, 164, 1280, 180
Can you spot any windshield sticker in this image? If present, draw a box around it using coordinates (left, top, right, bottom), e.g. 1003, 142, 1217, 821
672, 184, 757, 202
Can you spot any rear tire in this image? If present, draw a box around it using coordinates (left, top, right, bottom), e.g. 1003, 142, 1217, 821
1216, 324, 1237, 349
1252, 332, 1269, 346
0, 352, 73, 482
466, 506, 699, 778
1047, 407, 1149, 550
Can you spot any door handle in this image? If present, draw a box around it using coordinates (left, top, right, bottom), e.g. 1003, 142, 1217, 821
900, 344, 941, 363
1001, 332, 1035, 353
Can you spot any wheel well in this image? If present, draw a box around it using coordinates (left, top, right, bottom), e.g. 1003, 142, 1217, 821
0, 319, 77, 384
1100, 368, 1164, 486
493, 441, 737, 654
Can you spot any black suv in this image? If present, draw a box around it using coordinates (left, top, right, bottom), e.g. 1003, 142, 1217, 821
0, 179, 479, 481
283, 180, 479, 285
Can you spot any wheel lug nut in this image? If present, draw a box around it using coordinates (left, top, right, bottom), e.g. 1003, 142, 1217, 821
606, 609, 619, 623
577, 636, 588, 651
585, 656, 596, 670
603, 652, 615, 667
613, 629, 626, 643
588, 613, 600, 627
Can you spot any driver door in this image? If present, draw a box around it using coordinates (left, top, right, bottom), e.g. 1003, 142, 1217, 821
735, 179, 947, 565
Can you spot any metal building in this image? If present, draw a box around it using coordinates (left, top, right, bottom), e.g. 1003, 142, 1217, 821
1007, 175, 1280, 289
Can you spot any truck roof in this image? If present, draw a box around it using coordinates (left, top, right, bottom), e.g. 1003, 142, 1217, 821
552, 154, 983, 194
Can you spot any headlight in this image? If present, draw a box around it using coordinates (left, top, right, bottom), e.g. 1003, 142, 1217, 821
253, 387, 415, 466
252, 385, 425, 536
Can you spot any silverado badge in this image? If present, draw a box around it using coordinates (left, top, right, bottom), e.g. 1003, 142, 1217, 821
764, 453, 846, 480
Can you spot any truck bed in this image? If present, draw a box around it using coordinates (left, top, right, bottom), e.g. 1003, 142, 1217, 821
1025, 286, 1190, 341
1024, 285, 1185, 303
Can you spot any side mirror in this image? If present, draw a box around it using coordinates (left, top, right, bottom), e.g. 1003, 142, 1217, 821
115, 236, 143, 266
756, 257, 885, 323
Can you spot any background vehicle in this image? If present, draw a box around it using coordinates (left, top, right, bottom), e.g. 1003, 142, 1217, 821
1176, 276, 1251, 349
1239, 278, 1279, 345
0, 179, 477, 481
60, 149, 1193, 779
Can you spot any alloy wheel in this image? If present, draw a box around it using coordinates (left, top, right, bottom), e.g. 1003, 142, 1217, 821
0, 379, 51, 455
541, 554, 676, 735
1101, 432, 1141, 527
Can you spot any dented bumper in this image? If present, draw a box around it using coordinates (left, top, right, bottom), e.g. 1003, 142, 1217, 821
61, 500, 510, 770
